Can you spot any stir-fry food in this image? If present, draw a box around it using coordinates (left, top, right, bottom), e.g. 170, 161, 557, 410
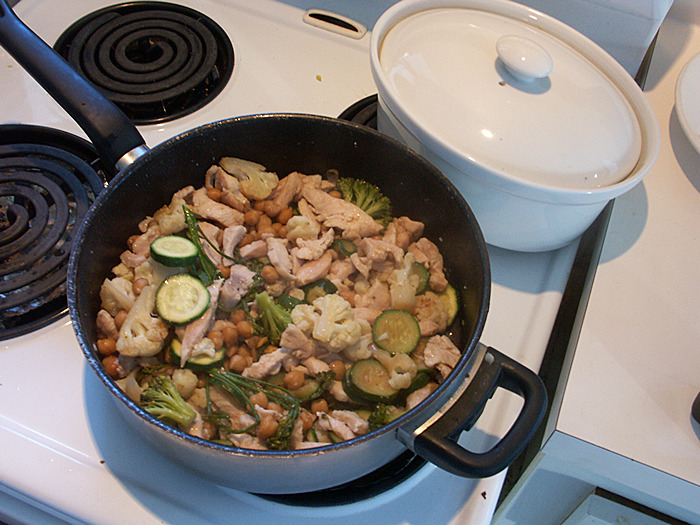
95, 157, 462, 450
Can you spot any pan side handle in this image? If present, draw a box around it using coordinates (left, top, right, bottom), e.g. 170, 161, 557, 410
399, 345, 547, 478
0, 0, 146, 176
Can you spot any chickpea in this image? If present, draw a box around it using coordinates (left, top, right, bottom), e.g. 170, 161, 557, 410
206, 187, 222, 202
257, 214, 272, 229
127, 234, 140, 250
310, 398, 329, 414
217, 264, 231, 279
256, 416, 279, 440
337, 289, 355, 307
96, 338, 117, 356
237, 346, 252, 360
114, 310, 128, 330
299, 410, 316, 432
257, 225, 276, 237
132, 277, 149, 296
260, 265, 279, 284
228, 354, 247, 373
230, 309, 247, 324
262, 200, 282, 218
267, 402, 284, 415
253, 200, 266, 212
236, 320, 255, 339
102, 355, 119, 378
277, 207, 294, 225
238, 232, 255, 248
222, 325, 238, 347
329, 360, 346, 381
244, 209, 261, 227
207, 329, 224, 350
244, 335, 260, 350
225, 345, 238, 358
249, 391, 268, 409
283, 369, 306, 390
276, 225, 287, 238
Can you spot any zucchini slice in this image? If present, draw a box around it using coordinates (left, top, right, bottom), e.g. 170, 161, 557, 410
156, 274, 210, 324
332, 238, 357, 257
372, 309, 421, 355
150, 235, 199, 267
438, 284, 459, 326
343, 358, 400, 405
170, 338, 225, 371
410, 262, 430, 295
302, 278, 338, 303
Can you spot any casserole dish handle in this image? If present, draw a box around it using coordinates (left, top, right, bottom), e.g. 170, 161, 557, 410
404, 345, 547, 478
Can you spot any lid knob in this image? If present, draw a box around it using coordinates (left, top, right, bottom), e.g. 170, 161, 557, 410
496, 35, 553, 82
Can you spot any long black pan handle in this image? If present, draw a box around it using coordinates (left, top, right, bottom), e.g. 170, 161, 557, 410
404, 346, 547, 478
0, 0, 146, 175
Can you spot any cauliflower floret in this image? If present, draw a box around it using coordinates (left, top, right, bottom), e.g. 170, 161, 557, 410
219, 157, 278, 200
290, 294, 363, 352
115, 285, 168, 357
172, 368, 198, 399
373, 349, 418, 390
100, 276, 136, 316
285, 215, 321, 243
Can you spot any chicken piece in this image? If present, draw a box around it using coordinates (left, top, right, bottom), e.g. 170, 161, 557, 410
405, 382, 439, 411
354, 279, 391, 312
130, 222, 161, 257
385, 217, 425, 251
205, 165, 250, 212
266, 237, 295, 281
191, 187, 244, 228
270, 170, 305, 209
301, 186, 382, 240
280, 323, 319, 360
352, 306, 383, 324
179, 279, 223, 366
219, 265, 257, 310
329, 380, 352, 403
295, 251, 333, 286
197, 221, 223, 267
120, 249, 147, 269
330, 410, 370, 435
316, 412, 357, 441
242, 348, 298, 379
239, 239, 267, 260
327, 259, 356, 287
221, 225, 247, 267
359, 238, 404, 271
292, 228, 335, 261
96, 309, 119, 340
414, 291, 451, 336
208, 386, 259, 433
423, 335, 461, 379
408, 237, 448, 292
301, 356, 331, 375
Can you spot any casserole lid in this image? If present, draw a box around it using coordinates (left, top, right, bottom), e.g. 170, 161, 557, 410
378, 7, 643, 190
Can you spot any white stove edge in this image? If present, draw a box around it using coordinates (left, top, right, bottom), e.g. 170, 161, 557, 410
0, 0, 580, 522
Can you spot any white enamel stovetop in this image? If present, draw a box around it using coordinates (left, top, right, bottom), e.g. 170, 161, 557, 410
0, 1, 580, 523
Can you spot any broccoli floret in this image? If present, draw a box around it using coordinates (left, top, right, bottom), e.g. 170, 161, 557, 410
368, 403, 400, 432
337, 177, 392, 227
140, 375, 196, 429
255, 291, 292, 345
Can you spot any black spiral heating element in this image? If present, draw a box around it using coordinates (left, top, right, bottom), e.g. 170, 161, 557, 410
0, 125, 106, 339
54, 2, 234, 124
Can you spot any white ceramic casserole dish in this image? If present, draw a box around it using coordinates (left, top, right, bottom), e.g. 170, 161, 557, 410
370, 0, 660, 252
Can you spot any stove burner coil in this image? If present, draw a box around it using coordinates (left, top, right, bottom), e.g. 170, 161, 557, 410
54, 2, 234, 125
0, 125, 106, 340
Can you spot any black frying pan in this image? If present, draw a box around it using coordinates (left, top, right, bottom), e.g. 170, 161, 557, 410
0, 0, 546, 493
